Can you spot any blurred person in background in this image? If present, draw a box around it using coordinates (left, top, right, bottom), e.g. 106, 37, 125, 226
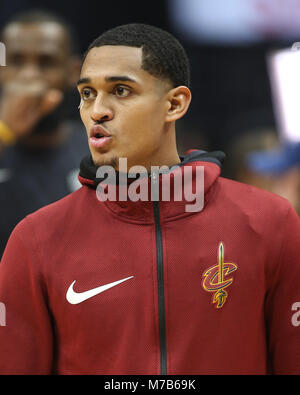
222, 109, 279, 189
224, 126, 279, 190
222, 109, 300, 214
247, 141, 300, 214
242, 42, 300, 215
166, 0, 300, 152
0, 9, 88, 257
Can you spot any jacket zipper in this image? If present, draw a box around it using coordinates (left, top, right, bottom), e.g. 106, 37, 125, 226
153, 200, 167, 375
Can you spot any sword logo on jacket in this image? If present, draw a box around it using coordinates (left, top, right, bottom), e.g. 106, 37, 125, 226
202, 243, 237, 308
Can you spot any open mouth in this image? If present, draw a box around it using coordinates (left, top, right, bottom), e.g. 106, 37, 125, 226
94, 133, 105, 139
89, 125, 112, 148
90, 125, 111, 139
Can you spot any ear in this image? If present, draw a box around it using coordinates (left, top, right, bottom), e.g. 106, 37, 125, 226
165, 86, 192, 123
66, 55, 81, 88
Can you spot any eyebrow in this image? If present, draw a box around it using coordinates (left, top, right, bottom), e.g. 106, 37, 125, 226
77, 77, 90, 86
77, 75, 137, 86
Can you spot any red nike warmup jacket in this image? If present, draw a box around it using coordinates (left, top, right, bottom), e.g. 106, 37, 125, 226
0, 150, 300, 375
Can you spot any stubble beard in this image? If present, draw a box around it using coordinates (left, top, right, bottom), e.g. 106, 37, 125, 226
93, 155, 119, 171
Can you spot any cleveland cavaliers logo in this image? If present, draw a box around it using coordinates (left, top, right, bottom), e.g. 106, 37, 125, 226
202, 243, 237, 309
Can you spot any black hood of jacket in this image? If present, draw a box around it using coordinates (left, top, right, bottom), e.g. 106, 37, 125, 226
79, 149, 225, 188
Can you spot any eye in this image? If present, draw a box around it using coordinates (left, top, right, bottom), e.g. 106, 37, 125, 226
38, 54, 57, 69
9, 53, 24, 67
81, 87, 96, 101
114, 85, 131, 98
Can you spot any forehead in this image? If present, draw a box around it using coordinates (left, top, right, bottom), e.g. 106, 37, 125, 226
81, 46, 145, 80
3, 21, 69, 54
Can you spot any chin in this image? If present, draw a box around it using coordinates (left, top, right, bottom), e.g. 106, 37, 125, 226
91, 151, 119, 170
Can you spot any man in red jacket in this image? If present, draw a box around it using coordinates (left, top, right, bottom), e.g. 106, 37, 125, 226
0, 23, 300, 375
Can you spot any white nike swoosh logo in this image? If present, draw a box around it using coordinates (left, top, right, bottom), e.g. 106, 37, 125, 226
66, 276, 134, 305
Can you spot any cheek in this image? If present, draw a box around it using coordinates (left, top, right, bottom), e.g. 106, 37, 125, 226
119, 106, 164, 153
119, 113, 154, 145
126, 101, 165, 131
79, 107, 89, 131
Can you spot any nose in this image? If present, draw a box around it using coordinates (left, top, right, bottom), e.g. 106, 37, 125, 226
18, 63, 42, 81
91, 94, 113, 123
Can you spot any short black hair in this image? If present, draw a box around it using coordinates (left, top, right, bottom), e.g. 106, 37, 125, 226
1, 8, 78, 54
83, 23, 190, 88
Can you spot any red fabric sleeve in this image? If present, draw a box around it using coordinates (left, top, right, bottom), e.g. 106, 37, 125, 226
0, 218, 54, 374
265, 205, 300, 374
